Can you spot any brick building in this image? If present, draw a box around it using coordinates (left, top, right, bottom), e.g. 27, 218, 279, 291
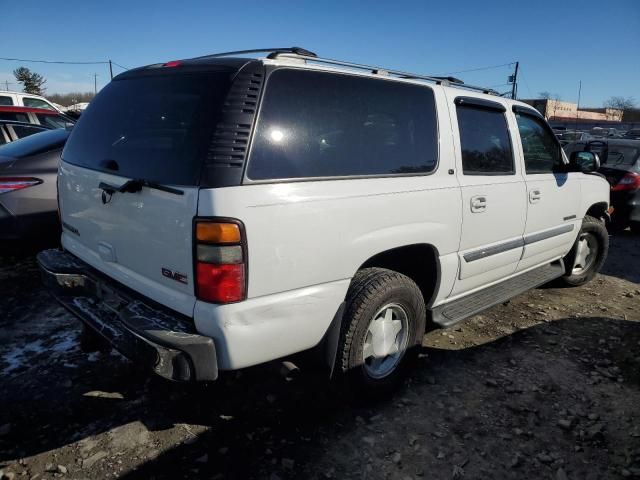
521, 99, 623, 122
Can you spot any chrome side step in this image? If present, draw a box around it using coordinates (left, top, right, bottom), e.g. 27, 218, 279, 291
431, 261, 565, 328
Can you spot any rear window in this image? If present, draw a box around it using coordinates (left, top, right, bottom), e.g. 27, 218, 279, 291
62, 71, 232, 185
247, 69, 438, 180
0, 128, 69, 158
0, 96, 13, 106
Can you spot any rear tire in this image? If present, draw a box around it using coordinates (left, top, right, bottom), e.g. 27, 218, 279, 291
560, 215, 608, 287
336, 268, 426, 397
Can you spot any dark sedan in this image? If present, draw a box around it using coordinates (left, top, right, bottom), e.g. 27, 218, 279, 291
0, 128, 70, 243
565, 139, 640, 233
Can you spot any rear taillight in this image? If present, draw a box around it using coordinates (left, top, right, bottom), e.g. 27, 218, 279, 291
194, 220, 246, 303
612, 173, 640, 191
0, 177, 42, 194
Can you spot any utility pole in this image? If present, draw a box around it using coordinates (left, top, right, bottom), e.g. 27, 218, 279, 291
575, 80, 582, 133
109, 60, 113, 80
94, 73, 98, 94
3, 80, 8, 91
511, 61, 519, 100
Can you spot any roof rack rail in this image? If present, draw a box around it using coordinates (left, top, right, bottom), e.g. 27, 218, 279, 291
192, 47, 317, 61
270, 52, 497, 95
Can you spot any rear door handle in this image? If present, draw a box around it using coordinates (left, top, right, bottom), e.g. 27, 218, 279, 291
529, 189, 542, 203
470, 195, 487, 213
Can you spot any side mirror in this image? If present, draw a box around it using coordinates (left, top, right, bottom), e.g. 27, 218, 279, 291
570, 151, 600, 172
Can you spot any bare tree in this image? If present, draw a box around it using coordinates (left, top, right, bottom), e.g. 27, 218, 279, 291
604, 97, 636, 121
13, 67, 47, 95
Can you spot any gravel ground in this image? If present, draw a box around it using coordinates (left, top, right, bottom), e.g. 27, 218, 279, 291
0, 231, 638, 480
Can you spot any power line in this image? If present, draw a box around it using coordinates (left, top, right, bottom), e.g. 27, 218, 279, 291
0, 56, 108, 65
437, 61, 516, 76
111, 61, 129, 71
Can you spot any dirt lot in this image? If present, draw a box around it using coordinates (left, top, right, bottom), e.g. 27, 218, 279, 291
1, 231, 639, 480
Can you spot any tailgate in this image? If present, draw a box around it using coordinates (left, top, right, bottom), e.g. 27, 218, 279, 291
59, 162, 199, 316
56, 68, 235, 317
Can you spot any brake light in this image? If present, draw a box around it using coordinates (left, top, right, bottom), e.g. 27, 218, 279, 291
0, 177, 42, 194
612, 173, 640, 191
163, 60, 182, 68
195, 220, 246, 303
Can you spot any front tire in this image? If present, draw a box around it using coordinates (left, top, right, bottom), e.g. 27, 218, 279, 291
560, 215, 609, 287
336, 268, 426, 396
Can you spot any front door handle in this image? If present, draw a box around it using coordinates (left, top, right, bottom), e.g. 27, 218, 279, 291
529, 189, 542, 203
470, 195, 487, 213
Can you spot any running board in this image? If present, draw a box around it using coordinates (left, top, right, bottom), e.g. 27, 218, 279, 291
431, 261, 565, 328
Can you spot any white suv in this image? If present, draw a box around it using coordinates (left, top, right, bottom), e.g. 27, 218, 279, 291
38, 48, 610, 393
0, 90, 62, 112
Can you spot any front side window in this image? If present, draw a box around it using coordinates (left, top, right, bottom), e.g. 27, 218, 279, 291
247, 69, 438, 180
456, 105, 514, 175
23, 97, 55, 110
0, 96, 14, 106
516, 114, 563, 174
36, 113, 72, 129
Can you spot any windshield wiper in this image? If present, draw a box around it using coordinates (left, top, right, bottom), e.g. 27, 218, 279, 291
99, 179, 184, 196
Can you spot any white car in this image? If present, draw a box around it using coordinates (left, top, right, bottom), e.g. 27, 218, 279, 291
38, 48, 610, 394
0, 90, 62, 113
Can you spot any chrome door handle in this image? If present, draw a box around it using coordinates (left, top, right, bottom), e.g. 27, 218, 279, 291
529, 189, 542, 203
470, 195, 487, 213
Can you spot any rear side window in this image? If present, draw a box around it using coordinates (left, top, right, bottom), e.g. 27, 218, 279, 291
456, 105, 514, 175
515, 114, 563, 174
0, 112, 29, 123
0, 96, 13, 106
0, 128, 69, 158
9, 124, 45, 140
247, 69, 438, 180
62, 71, 231, 185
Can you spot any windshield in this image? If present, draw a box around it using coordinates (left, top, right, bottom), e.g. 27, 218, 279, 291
62, 71, 232, 186
603, 145, 640, 171
0, 128, 69, 158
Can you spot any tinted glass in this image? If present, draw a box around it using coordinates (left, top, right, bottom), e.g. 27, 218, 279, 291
247, 69, 437, 180
62, 72, 231, 185
456, 106, 514, 175
23, 98, 55, 110
11, 124, 46, 140
0, 112, 29, 123
603, 145, 640, 171
0, 96, 14, 106
516, 114, 563, 174
0, 128, 69, 158
36, 113, 73, 129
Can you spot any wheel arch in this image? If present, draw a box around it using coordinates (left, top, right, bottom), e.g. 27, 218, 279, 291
357, 243, 441, 308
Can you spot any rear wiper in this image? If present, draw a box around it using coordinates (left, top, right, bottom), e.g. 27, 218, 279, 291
98, 179, 184, 196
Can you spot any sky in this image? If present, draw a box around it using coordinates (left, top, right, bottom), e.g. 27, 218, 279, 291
1, 0, 638, 107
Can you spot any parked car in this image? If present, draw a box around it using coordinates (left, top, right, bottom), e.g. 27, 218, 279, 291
557, 130, 593, 146
0, 106, 75, 129
0, 128, 70, 242
0, 90, 62, 113
0, 120, 52, 145
38, 48, 610, 394
624, 129, 640, 140
565, 139, 640, 232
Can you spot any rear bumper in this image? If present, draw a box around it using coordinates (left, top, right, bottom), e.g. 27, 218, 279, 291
611, 190, 640, 223
37, 249, 217, 382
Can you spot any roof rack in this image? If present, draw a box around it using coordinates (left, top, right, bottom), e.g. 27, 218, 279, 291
271, 53, 498, 95
190, 47, 497, 95
192, 47, 317, 61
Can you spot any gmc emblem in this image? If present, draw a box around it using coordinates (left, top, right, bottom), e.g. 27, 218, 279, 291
162, 268, 188, 285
